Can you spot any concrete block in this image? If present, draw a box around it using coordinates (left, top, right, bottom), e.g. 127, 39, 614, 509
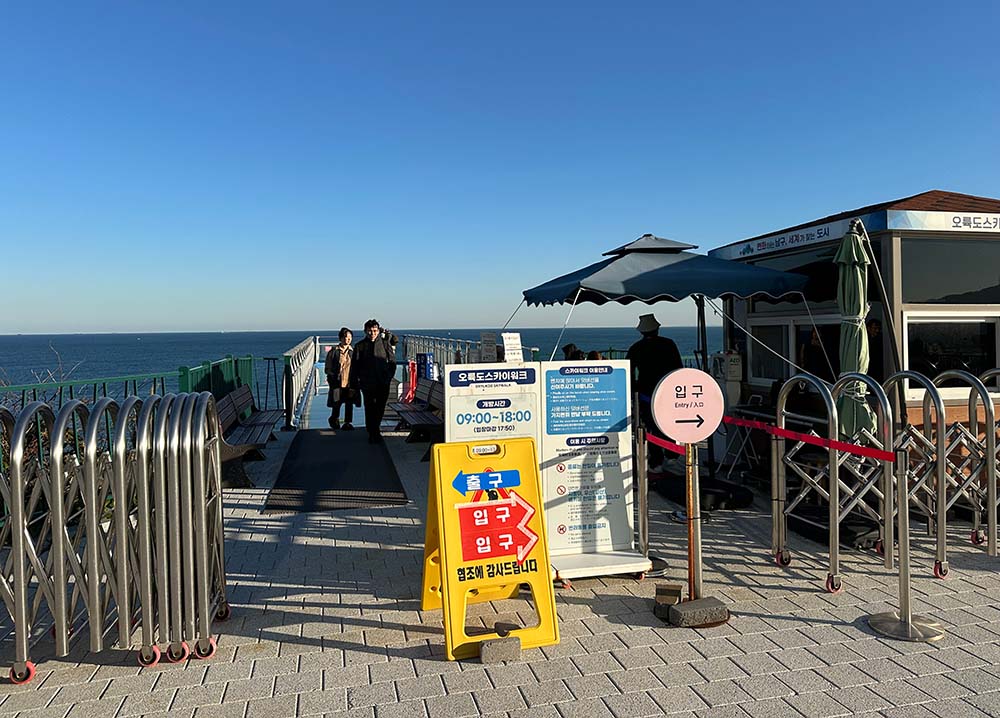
654, 583, 684, 619
668, 596, 730, 627
479, 636, 522, 664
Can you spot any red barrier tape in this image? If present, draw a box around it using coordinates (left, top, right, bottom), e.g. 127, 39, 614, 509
643, 416, 894, 462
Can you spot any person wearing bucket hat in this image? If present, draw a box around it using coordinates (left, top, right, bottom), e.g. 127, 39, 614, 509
627, 313, 683, 474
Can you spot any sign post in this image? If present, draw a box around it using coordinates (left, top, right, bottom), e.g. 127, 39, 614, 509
651, 368, 725, 601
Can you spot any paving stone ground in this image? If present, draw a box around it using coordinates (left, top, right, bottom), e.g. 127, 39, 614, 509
5, 397, 1000, 717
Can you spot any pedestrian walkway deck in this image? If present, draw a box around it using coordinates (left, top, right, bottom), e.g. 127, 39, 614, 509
5, 411, 1000, 717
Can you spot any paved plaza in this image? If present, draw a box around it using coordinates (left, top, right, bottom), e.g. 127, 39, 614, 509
6, 416, 1000, 718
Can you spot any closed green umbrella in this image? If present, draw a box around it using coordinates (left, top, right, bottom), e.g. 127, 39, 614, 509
835, 220, 875, 437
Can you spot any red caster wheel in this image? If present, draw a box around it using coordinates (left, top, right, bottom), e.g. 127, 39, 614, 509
215, 604, 231, 622
165, 642, 190, 663
972, 530, 987, 546
137, 646, 161, 667
933, 561, 950, 580
874, 539, 884, 556
9, 661, 36, 685
774, 550, 791, 567
194, 638, 217, 660
825, 575, 843, 594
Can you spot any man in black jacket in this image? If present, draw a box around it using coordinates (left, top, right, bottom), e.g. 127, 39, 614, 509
627, 313, 683, 473
352, 318, 397, 444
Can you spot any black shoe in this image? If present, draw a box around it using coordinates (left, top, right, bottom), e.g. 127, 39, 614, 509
367, 434, 375, 444
372, 433, 383, 445
342, 423, 354, 431
329, 418, 339, 430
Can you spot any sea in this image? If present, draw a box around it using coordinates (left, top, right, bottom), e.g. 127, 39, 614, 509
0, 327, 722, 387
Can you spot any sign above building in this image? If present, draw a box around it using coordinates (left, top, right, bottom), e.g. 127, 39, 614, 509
888, 210, 1000, 233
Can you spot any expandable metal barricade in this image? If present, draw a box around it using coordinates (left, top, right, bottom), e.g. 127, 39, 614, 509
771, 368, 1000, 592
0, 392, 229, 684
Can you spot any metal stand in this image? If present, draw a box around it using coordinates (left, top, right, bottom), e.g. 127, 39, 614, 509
868, 449, 945, 642
686, 443, 703, 600
636, 399, 668, 577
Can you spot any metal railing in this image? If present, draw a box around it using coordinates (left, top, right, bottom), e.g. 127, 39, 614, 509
282, 337, 317, 429
0, 371, 178, 415
400, 334, 543, 368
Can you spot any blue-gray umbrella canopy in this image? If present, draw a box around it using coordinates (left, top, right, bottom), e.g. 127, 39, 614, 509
523, 234, 808, 307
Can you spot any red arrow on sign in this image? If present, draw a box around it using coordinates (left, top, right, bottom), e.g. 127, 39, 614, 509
511, 491, 538, 563
456, 491, 538, 564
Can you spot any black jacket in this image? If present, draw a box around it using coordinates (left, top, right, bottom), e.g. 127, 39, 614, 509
352, 333, 397, 389
626, 334, 683, 395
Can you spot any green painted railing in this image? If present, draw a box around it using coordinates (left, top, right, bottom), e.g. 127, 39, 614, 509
0, 371, 179, 415
1, 355, 265, 416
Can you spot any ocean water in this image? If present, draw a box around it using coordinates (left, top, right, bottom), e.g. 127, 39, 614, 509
0, 327, 721, 387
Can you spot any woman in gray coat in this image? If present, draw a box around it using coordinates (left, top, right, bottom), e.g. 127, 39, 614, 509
325, 327, 359, 430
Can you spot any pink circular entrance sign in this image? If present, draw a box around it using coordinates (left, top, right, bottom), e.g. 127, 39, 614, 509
651, 368, 725, 444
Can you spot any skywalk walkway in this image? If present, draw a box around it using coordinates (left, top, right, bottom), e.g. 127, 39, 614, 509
5, 396, 1000, 716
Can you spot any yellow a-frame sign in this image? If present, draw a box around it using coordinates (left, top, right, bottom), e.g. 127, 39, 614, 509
421, 438, 559, 660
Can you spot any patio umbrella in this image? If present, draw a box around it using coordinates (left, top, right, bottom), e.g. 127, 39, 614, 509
523, 234, 810, 479
523, 234, 809, 368
834, 220, 876, 437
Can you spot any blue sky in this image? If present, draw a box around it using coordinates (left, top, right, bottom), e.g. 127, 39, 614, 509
2, 2, 998, 333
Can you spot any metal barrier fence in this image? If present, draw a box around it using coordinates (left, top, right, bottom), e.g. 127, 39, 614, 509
769, 367, 1000, 591
0, 392, 229, 684
282, 337, 317, 430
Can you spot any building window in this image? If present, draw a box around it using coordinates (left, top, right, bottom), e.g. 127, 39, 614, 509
902, 238, 1000, 304
906, 320, 997, 386
793, 324, 840, 384
749, 325, 789, 382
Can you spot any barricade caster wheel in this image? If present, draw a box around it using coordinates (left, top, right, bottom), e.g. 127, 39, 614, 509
933, 561, 950, 580
138, 646, 161, 667
634, 572, 646, 581
874, 539, 883, 556
774, 550, 791, 567
9, 662, 36, 685
972, 530, 987, 546
215, 604, 231, 622
165, 642, 190, 663
194, 638, 217, 660
825, 575, 843, 594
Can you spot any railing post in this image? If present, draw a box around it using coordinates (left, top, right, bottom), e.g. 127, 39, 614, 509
282, 356, 294, 431
178, 365, 191, 393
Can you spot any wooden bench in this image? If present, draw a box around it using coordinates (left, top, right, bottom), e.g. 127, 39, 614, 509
396, 381, 445, 460
388, 378, 435, 415
216, 385, 284, 487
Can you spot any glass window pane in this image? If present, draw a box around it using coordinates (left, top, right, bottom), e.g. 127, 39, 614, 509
793, 325, 839, 383
750, 325, 789, 380
903, 239, 1000, 304
907, 321, 997, 385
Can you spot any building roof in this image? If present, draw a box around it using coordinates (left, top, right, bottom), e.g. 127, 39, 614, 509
733, 190, 1000, 245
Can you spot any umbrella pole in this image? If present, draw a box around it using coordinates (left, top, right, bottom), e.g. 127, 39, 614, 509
550, 288, 582, 361
695, 295, 718, 481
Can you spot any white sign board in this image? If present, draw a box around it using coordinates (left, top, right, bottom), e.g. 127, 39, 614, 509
539, 360, 649, 579
479, 332, 497, 363
444, 362, 541, 446
651, 368, 725, 444
501, 332, 523, 363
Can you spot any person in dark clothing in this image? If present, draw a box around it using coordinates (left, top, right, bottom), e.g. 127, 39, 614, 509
866, 318, 884, 382
351, 318, 397, 444
626, 313, 683, 473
